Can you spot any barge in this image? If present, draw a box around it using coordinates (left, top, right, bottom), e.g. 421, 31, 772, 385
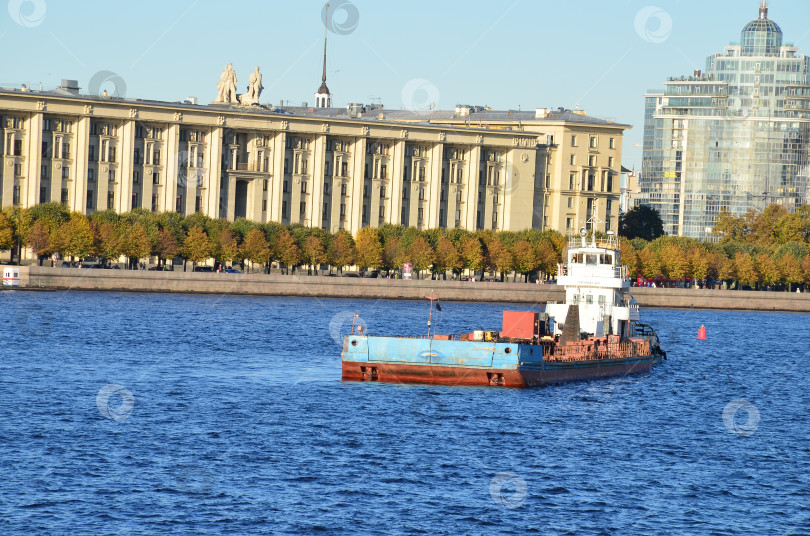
341, 229, 665, 387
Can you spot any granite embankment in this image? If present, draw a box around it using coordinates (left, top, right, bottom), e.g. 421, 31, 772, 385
9, 265, 810, 312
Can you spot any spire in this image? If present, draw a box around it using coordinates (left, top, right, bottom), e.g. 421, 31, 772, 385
321, 2, 328, 86
316, 2, 331, 107
759, 0, 767, 19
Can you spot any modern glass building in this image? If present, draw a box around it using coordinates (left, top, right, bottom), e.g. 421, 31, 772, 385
641, 2, 810, 240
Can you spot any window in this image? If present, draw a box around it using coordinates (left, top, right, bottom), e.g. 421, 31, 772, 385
13, 186, 21, 205
108, 191, 115, 209
419, 187, 425, 200
608, 156, 614, 168
381, 185, 387, 198
300, 201, 306, 216
88, 169, 95, 182
284, 158, 289, 174
153, 172, 160, 185
567, 197, 573, 208
324, 161, 330, 176
61, 188, 68, 205
417, 207, 424, 222
41, 165, 48, 179
176, 195, 183, 213
133, 171, 140, 184
569, 173, 575, 190
39, 186, 47, 203
609, 137, 615, 149
589, 136, 597, 148
195, 195, 202, 213
566, 217, 572, 229
86, 190, 94, 210
132, 192, 139, 209
263, 179, 268, 192
88, 145, 95, 161
283, 181, 288, 193
571, 135, 577, 146
109, 170, 115, 182
586, 295, 593, 304
62, 167, 69, 180
282, 200, 288, 218
301, 181, 308, 194
607, 174, 613, 192
341, 183, 347, 196
14, 163, 22, 176
588, 155, 596, 167
570, 155, 575, 166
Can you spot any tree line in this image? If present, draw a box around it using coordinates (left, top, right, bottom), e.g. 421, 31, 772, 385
622, 204, 810, 291
0, 203, 565, 278
2, 202, 810, 289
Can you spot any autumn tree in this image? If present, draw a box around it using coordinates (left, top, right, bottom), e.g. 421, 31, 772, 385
381, 236, 403, 273
756, 253, 781, 289
433, 237, 462, 279
660, 243, 690, 282
241, 228, 271, 273
407, 236, 435, 279
778, 253, 802, 292
216, 228, 241, 266
734, 252, 758, 289
460, 236, 484, 279
327, 231, 356, 275
302, 235, 327, 275
154, 228, 179, 268
354, 227, 383, 271
512, 240, 540, 282
119, 223, 152, 269
274, 228, 301, 274
183, 226, 214, 267
54, 215, 95, 261
0, 212, 13, 252
535, 241, 559, 279
95, 222, 122, 263
25, 219, 52, 265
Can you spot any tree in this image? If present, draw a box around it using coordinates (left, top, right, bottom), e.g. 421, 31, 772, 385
638, 248, 663, 280
460, 236, 484, 278
25, 220, 52, 264
619, 205, 665, 241
712, 207, 746, 242
95, 222, 122, 263
183, 226, 214, 266
734, 252, 758, 289
302, 235, 327, 274
274, 228, 301, 274
55, 216, 95, 260
241, 228, 271, 273
154, 228, 179, 267
216, 228, 241, 266
407, 236, 435, 279
355, 227, 383, 271
119, 223, 152, 268
535, 241, 559, 279
381, 236, 403, 273
660, 243, 690, 282
512, 240, 539, 281
778, 253, 802, 292
433, 237, 462, 279
0, 212, 13, 252
327, 231, 356, 275
756, 253, 781, 289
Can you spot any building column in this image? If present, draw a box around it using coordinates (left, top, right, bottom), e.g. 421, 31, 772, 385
205, 127, 223, 218
349, 137, 366, 234
118, 120, 135, 212
465, 145, 481, 230
389, 140, 405, 225
24, 113, 42, 207
427, 143, 443, 228
73, 116, 90, 213
310, 134, 326, 229
269, 131, 285, 222
164, 124, 179, 213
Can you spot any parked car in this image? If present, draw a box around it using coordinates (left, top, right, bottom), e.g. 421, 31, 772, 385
60, 261, 73, 268
222, 268, 241, 274
193, 266, 214, 272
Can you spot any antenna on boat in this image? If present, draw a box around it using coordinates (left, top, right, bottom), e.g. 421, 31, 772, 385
426, 292, 439, 338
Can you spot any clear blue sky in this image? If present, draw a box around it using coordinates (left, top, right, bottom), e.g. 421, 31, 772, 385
4, 0, 810, 168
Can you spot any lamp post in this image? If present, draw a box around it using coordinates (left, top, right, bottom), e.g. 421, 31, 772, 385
14, 207, 21, 266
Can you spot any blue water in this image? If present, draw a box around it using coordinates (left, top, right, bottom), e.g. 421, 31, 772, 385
0, 290, 808, 535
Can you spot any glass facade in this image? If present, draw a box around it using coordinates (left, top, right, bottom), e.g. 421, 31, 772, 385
641, 3, 810, 240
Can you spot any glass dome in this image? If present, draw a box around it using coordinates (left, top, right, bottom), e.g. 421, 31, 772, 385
740, 3, 782, 56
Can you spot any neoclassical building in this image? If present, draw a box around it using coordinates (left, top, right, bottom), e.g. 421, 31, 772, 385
0, 78, 628, 237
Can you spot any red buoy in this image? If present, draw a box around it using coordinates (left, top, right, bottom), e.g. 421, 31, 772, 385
698, 325, 707, 340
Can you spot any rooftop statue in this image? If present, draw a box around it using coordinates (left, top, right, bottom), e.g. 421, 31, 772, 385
239, 66, 263, 106
215, 63, 238, 104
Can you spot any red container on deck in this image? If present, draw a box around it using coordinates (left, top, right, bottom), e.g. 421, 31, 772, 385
501, 311, 538, 339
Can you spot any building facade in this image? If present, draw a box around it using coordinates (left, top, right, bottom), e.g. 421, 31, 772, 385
641, 2, 810, 240
0, 86, 627, 238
